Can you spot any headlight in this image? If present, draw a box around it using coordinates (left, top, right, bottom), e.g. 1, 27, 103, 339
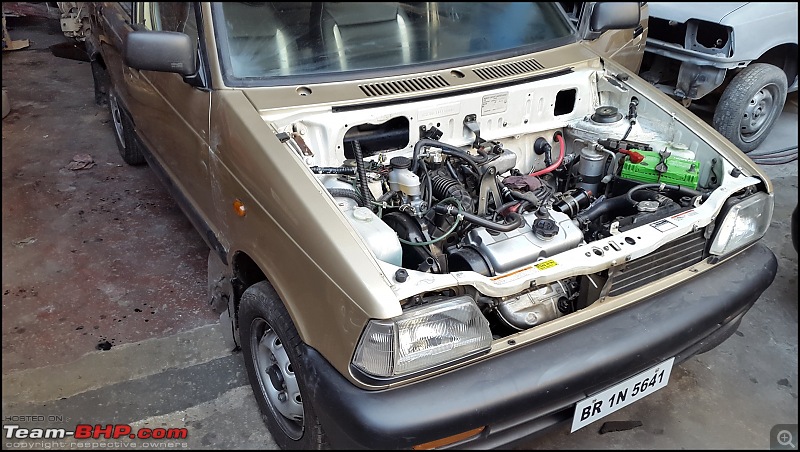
352, 296, 492, 378
710, 192, 773, 256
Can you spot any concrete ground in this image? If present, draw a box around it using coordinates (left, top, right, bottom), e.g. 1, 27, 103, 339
2, 16, 797, 450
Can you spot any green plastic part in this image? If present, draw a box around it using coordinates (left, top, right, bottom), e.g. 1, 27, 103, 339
620, 149, 700, 189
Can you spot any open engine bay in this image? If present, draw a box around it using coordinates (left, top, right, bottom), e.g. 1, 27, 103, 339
269, 65, 765, 339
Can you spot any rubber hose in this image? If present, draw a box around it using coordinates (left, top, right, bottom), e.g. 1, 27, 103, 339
625, 183, 703, 206
621, 121, 633, 141
530, 133, 565, 177
509, 189, 541, 209
411, 138, 484, 173
575, 195, 633, 224
493, 200, 521, 221
630, 189, 672, 205
516, 200, 534, 214
430, 174, 473, 211
441, 149, 483, 177
310, 166, 357, 175
433, 204, 523, 232
419, 159, 434, 208
445, 160, 461, 181
352, 140, 371, 208
327, 188, 363, 204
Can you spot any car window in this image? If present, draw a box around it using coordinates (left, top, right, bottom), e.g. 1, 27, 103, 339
558, 2, 582, 26
119, 2, 133, 19
147, 2, 199, 51
212, 2, 575, 84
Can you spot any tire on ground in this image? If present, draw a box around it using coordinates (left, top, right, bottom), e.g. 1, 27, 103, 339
239, 281, 329, 450
712, 63, 788, 152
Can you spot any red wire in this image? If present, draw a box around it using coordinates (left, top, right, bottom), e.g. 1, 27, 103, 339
529, 133, 565, 177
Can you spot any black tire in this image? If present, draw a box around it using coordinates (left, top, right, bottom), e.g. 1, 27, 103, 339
792, 204, 798, 253
239, 281, 329, 450
712, 63, 788, 153
107, 87, 146, 166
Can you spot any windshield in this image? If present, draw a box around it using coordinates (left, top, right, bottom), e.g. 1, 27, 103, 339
212, 2, 575, 85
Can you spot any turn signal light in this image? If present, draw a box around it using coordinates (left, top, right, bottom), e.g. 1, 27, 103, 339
233, 199, 247, 217
412, 426, 486, 450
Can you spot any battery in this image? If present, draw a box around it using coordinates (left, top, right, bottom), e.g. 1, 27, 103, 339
620, 149, 700, 189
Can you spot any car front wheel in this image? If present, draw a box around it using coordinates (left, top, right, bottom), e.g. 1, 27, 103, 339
712, 63, 788, 153
239, 281, 329, 450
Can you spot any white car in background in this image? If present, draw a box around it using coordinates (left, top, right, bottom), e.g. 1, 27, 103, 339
640, 2, 798, 152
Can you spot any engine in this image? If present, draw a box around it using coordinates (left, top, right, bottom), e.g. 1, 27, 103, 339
307, 100, 712, 334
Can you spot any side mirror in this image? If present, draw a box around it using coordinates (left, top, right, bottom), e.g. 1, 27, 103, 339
124, 31, 196, 77
590, 2, 641, 33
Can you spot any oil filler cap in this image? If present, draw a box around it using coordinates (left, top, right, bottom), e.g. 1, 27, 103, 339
532, 218, 559, 240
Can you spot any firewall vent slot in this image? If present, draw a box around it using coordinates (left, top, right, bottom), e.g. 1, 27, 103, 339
359, 75, 450, 97
473, 58, 545, 80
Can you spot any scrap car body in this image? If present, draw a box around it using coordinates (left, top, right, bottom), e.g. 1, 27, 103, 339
641, 2, 798, 151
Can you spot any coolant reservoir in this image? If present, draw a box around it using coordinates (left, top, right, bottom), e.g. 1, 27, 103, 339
343, 206, 403, 267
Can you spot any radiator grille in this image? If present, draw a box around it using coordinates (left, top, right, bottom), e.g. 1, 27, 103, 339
358, 75, 450, 97
472, 58, 545, 80
608, 230, 708, 297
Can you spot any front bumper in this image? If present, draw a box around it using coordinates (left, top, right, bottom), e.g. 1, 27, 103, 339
300, 242, 777, 449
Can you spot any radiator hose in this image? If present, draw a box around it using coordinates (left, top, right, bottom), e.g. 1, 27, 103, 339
433, 204, 522, 232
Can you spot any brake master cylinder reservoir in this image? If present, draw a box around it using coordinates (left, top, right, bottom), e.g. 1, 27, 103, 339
388, 156, 421, 197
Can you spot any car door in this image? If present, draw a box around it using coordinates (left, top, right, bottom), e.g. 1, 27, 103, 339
124, 2, 217, 241
92, 2, 136, 109
560, 2, 649, 73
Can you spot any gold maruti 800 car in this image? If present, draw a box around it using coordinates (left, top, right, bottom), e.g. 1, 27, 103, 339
87, 2, 777, 449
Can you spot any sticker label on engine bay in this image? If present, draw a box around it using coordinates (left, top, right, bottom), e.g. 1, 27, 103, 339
491, 265, 534, 283
534, 259, 558, 271
481, 93, 508, 115
651, 219, 677, 232
671, 209, 699, 219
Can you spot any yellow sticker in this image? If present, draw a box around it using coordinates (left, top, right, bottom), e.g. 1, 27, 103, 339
534, 259, 557, 270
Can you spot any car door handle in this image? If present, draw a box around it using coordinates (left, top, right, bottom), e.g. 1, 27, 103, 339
633, 25, 644, 39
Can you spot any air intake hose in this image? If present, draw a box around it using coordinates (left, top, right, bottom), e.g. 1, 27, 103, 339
430, 174, 473, 212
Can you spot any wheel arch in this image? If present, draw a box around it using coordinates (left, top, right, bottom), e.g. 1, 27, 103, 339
89, 51, 110, 106
753, 43, 798, 91
230, 249, 268, 312
211, 249, 269, 349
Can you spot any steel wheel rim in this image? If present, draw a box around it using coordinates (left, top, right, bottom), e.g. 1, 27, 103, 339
108, 91, 126, 149
250, 317, 304, 439
739, 82, 780, 144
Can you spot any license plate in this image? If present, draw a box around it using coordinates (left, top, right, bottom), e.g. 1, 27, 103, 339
570, 357, 675, 432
